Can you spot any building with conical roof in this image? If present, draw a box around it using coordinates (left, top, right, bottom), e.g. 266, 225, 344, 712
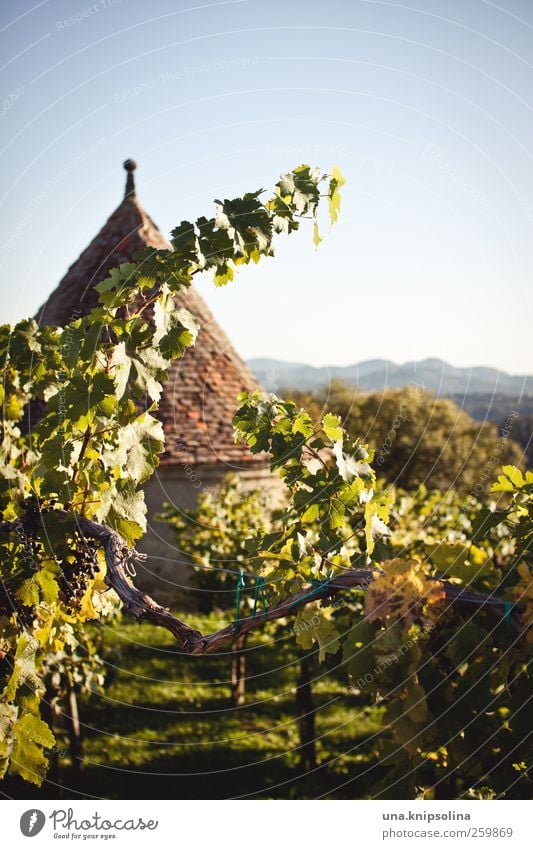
37, 161, 276, 599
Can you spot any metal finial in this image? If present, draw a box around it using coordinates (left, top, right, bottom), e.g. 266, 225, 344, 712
123, 159, 137, 198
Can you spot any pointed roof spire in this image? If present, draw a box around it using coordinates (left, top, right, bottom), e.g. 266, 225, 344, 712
123, 158, 137, 198
36, 159, 169, 327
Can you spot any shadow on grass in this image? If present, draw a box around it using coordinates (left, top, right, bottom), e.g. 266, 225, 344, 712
1, 619, 385, 800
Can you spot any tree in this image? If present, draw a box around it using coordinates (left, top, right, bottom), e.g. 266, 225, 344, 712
289, 381, 523, 494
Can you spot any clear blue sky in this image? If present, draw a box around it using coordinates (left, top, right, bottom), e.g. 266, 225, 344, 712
1, 0, 532, 373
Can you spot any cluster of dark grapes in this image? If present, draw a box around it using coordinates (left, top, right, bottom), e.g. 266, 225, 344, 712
59, 536, 101, 606
14, 525, 42, 568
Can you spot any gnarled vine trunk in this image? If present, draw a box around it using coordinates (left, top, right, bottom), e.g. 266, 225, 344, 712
230, 634, 247, 706
296, 654, 317, 771
62, 681, 84, 777
41, 691, 60, 793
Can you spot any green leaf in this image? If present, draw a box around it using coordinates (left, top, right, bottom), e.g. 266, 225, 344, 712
109, 342, 131, 400
39, 432, 74, 472
153, 285, 198, 359
213, 262, 235, 287
301, 502, 319, 524
16, 579, 40, 607
425, 541, 493, 585
95, 262, 138, 307
402, 682, 428, 724
332, 440, 372, 482
364, 491, 392, 554
170, 220, 199, 266
35, 563, 60, 604
57, 373, 116, 424
342, 620, 377, 686
9, 713, 55, 787
446, 623, 488, 668
4, 393, 24, 421
0, 703, 18, 780
3, 634, 42, 703
471, 507, 508, 543
105, 413, 164, 484
293, 410, 314, 438
328, 499, 346, 529
294, 611, 340, 662
96, 481, 147, 545
130, 350, 165, 403
322, 412, 343, 442
60, 323, 84, 369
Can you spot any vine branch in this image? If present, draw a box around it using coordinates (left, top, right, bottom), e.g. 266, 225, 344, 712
0, 514, 523, 654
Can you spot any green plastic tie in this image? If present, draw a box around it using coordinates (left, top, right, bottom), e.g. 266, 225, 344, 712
252, 576, 268, 620
288, 568, 334, 610
234, 569, 246, 634
504, 601, 513, 625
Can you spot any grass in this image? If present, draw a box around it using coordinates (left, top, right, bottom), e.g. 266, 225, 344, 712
4, 612, 385, 800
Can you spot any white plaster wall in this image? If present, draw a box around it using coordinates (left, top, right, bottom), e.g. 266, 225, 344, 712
135, 465, 285, 605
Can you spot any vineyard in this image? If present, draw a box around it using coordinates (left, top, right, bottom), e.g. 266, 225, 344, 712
0, 166, 531, 801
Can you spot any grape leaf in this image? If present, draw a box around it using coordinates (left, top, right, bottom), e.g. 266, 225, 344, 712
9, 713, 55, 786
294, 611, 340, 662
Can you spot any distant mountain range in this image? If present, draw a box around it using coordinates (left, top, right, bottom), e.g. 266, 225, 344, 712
247, 357, 533, 399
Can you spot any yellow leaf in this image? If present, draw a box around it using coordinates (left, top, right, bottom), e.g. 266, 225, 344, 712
78, 562, 109, 620
328, 166, 346, 224
365, 558, 444, 629
332, 165, 345, 185
501, 465, 525, 488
